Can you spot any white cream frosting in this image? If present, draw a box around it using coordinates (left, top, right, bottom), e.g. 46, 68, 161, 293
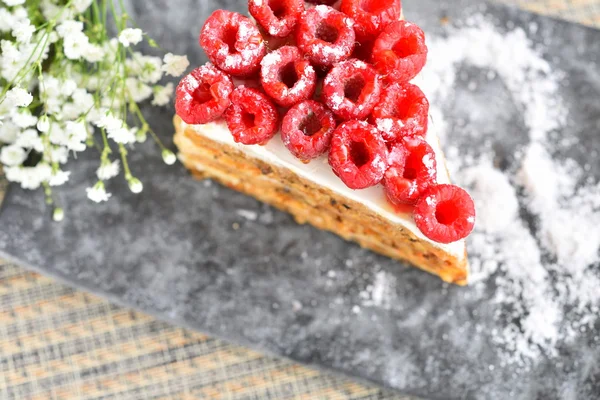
180, 119, 467, 259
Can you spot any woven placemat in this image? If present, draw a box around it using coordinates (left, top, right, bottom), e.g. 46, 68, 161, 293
1, 1, 599, 399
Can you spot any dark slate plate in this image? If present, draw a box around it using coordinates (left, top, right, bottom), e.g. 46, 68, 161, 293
1, 1, 599, 399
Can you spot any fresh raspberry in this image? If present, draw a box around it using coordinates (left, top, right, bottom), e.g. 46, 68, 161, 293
248, 0, 304, 38
175, 64, 234, 125
414, 184, 476, 244
296, 6, 356, 67
281, 100, 336, 161
225, 86, 279, 145
328, 120, 388, 189
351, 39, 375, 63
200, 10, 267, 77
305, 0, 338, 4
340, 0, 401, 41
372, 82, 429, 143
383, 135, 437, 205
323, 59, 382, 120
260, 46, 317, 107
372, 21, 428, 83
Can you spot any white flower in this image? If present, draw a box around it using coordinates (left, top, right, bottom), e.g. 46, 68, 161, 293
162, 53, 189, 77
61, 79, 77, 97
0, 144, 27, 166
83, 43, 104, 63
63, 32, 89, 60
11, 110, 38, 128
125, 77, 153, 102
3, 0, 25, 6
72, 0, 93, 13
107, 126, 136, 144
96, 159, 120, 180
53, 207, 64, 222
71, 88, 94, 113
118, 28, 143, 47
49, 123, 68, 145
4, 166, 23, 183
162, 149, 177, 165
5, 87, 33, 107
20, 163, 52, 190
128, 54, 163, 84
50, 146, 68, 164
0, 9, 12, 32
86, 181, 111, 203
96, 113, 123, 132
12, 20, 35, 43
0, 120, 20, 143
64, 120, 88, 151
49, 170, 71, 186
37, 115, 50, 133
56, 20, 83, 38
152, 83, 174, 106
128, 177, 143, 194
15, 129, 44, 152
135, 128, 147, 143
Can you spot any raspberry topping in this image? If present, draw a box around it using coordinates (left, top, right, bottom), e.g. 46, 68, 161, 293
175, 64, 234, 125
248, 0, 304, 38
372, 82, 429, 142
281, 100, 336, 161
414, 184, 476, 243
372, 20, 428, 83
305, 0, 338, 4
225, 86, 279, 145
260, 46, 317, 107
341, 0, 402, 41
383, 135, 437, 205
296, 6, 356, 67
200, 10, 267, 77
328, 120, 388, 189
323, 59, 382, 120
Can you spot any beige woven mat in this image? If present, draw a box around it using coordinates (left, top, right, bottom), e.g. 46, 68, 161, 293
1, 1, 599, 399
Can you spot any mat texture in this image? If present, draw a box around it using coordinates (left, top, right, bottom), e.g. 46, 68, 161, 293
0, 1, 599, 399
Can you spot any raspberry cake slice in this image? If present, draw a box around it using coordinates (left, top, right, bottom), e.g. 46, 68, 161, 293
173, 0, 475, 285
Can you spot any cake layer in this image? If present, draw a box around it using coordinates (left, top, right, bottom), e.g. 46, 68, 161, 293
174, 116, 468, 285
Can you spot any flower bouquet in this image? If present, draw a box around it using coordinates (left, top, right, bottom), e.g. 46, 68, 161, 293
0, 0, 189, 221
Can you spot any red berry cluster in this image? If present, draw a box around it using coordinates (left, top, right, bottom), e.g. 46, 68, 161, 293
175, 1, 475, 244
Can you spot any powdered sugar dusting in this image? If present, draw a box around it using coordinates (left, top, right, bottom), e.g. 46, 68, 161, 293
418, 15, 600, 366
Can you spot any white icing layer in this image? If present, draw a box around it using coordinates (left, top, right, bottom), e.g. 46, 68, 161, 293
181, 119, 467, 259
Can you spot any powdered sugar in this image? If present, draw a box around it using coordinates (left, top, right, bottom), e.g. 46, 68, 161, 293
416, 15, 600, 366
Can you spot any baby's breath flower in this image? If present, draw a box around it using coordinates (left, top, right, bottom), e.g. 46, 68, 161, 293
72, 0, 93, 13
127, 176, 143, 194
96, 113, 123, 132
126, 77, 153, 102
5, 87, 33, 108
107, 126, 136, 144
56, 20, 84, 38
49, 170, 71, 186
16, 129, 44, 152
20, 163, 52, 190
162, 149, 177, 165
53, 207, 64, 222
152, 83, 174, 106
11, 110, 38, 128
96, 159, 120, 180
12, 20, 35, 44
135, 128, 148, 143
63, 32, 89, 60
162, 53, 190, 77
3, 0, 26, 6
50, 146, 68, 164
0, 144, 27, 166
0, 120, 19, 143
86, 181, 111, 203
37, 115, 50, 133
83, 44, 104, 63
118, 28, 143, 47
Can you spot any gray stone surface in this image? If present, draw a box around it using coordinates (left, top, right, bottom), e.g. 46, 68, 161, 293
1, 1, 599, 399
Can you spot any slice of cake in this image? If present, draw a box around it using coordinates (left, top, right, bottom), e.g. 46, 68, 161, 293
173, 0, 476, 285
